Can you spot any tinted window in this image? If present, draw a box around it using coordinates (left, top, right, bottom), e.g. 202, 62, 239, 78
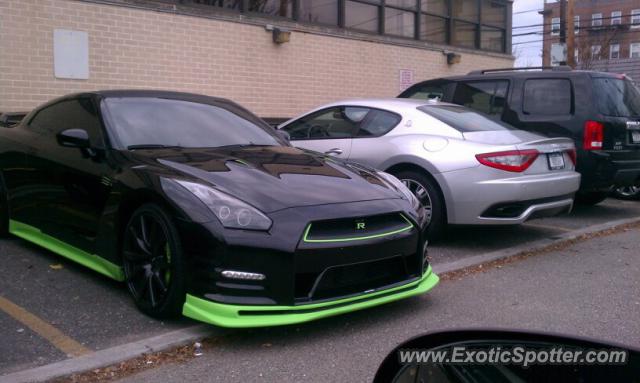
453, 80, 508, 116
282, 106, 366, 140
418, 105, 516, 132
29, 98, 104, 145
356, 109, 401, 137
523, 79, 572, 115
592, 77, 640, 117
402, 84, 446, 100
103, 97, 281, 149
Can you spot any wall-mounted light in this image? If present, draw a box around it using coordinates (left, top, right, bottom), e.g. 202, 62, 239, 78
265, 24, 291, 44
444, 51, 461, 65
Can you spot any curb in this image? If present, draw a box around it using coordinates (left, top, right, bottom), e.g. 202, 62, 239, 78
3, 216, 640, 383
431, 216, 640, 275
0, 325, 220, 383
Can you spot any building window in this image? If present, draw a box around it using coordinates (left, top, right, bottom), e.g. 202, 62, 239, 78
611, 11, 621, 25
451, 20, 477, 48
631, 43, 640, 58
592, 13, 602, 27
385, 8, 416, 38
574, 15, 579, 34
299, 0, 338, 25
632, 10, 640, 28
551, 43, 562, 66
171, 0, 510, 53
452, 0, 478, 21
591, 45, 601, 59
574, 48, 579, 63
420, 14, 447, 43
551, 17, 560, 35
610, 43, 620, 59
247, 0, 292, 17
345, 1, 379, 33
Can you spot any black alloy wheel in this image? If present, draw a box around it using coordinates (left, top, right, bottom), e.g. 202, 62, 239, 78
122, 204, 185, 318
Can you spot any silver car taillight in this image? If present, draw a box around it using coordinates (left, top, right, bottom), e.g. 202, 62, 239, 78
475, 150, 539, 173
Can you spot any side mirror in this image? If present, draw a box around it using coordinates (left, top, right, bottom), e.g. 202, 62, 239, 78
276, 129, 291, 142
57, 129, 90, 148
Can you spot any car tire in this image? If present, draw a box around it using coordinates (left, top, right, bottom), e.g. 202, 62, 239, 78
392, 169, 446, 241
611, 186, 640, 201
575, 191, 609, 205
122, 203, 186, 319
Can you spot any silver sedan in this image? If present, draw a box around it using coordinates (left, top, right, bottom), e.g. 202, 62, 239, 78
278, 99, 581, 238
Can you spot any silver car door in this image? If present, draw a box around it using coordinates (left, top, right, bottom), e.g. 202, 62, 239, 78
281, 106, 368, 159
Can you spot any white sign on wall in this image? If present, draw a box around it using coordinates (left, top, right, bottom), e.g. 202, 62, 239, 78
53, 29, 89, 80
399, 69, 414, 91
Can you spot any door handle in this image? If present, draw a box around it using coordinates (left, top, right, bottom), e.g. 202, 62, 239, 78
324, 148, 343, 156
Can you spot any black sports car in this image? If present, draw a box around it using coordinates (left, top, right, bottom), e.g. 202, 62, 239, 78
0, 90, 439, 327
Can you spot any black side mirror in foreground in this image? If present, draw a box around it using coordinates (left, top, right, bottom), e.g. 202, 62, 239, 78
57, 128, 90, 148
374, 329, 639, 383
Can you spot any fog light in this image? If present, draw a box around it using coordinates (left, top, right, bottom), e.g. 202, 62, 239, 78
221, 270, 266, 281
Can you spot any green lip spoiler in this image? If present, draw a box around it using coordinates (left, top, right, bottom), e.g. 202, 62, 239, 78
182, 266, 438, 328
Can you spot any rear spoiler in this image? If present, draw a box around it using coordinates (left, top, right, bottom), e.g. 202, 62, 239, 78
0, 112, 28, 128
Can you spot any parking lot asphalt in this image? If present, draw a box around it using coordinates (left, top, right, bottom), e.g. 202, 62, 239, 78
1, 198, 639, 377
117, 223, 640, 383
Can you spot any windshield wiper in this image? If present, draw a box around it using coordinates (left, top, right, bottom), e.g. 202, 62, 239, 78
127, 144, 182, 150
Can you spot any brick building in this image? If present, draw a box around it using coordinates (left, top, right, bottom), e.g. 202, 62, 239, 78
0, 0, 513, 118
541, 0, 640, 79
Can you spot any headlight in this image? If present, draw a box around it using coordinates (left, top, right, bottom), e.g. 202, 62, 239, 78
175, 180, 272, 231
377, 172, 421, 211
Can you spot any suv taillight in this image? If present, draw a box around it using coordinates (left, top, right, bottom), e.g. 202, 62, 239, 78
583, 121, 604, 150
475, 150, 539, 172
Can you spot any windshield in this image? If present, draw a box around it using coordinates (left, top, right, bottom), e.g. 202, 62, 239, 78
418, 104, 516, 132
592, 77, 640, 118
103, 97, 281, 149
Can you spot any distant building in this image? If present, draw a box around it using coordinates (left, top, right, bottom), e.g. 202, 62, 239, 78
541, 0, 640, 80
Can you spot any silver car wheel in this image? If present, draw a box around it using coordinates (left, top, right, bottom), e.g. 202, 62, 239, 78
401, 179, 433, 225
616, 186, 640, 197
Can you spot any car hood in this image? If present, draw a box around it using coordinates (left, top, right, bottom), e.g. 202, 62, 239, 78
130, 145, 401, 213
462, 130, 546, 145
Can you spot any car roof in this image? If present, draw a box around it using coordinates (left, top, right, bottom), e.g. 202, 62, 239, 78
414, 69, 624, 83
319, 98, 459, 111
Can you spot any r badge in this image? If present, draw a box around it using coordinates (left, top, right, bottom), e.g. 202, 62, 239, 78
356, 222, 366, 230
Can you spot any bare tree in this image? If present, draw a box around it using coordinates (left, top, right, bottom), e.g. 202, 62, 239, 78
574, 23, 623, 70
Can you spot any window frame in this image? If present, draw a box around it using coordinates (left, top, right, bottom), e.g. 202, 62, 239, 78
610, 43, 620, 59
551, 17, 560, 36
610, 10, 621, 25
452, 79, 510, 117
169, 0, 510, 53
631, 42, 640, 59
591, 13, 602, 27
27, 96, 107, 148
574, 15, 579, 34
521, 78, 574, 117
632, 9, 640, 28
353, 107, 403, 138
282, 105, 369, 141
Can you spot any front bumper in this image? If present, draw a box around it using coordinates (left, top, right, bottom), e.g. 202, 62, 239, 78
437, 168, 581, 225
182, 266, 439, 328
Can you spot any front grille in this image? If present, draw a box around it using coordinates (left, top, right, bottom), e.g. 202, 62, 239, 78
303, 213, 413, 243
294, 254, 420, 304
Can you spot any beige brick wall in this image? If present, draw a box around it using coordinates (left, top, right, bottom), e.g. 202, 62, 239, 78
0, 0, 513, 117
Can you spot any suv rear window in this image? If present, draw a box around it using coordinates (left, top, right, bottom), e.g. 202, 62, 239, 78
592, 77, 640, 117
418, 104, 516, 132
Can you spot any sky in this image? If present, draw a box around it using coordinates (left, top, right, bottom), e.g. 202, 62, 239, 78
512, 0, 546, 66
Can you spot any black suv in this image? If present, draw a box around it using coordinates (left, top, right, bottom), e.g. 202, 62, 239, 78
399, 67, 640, 205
